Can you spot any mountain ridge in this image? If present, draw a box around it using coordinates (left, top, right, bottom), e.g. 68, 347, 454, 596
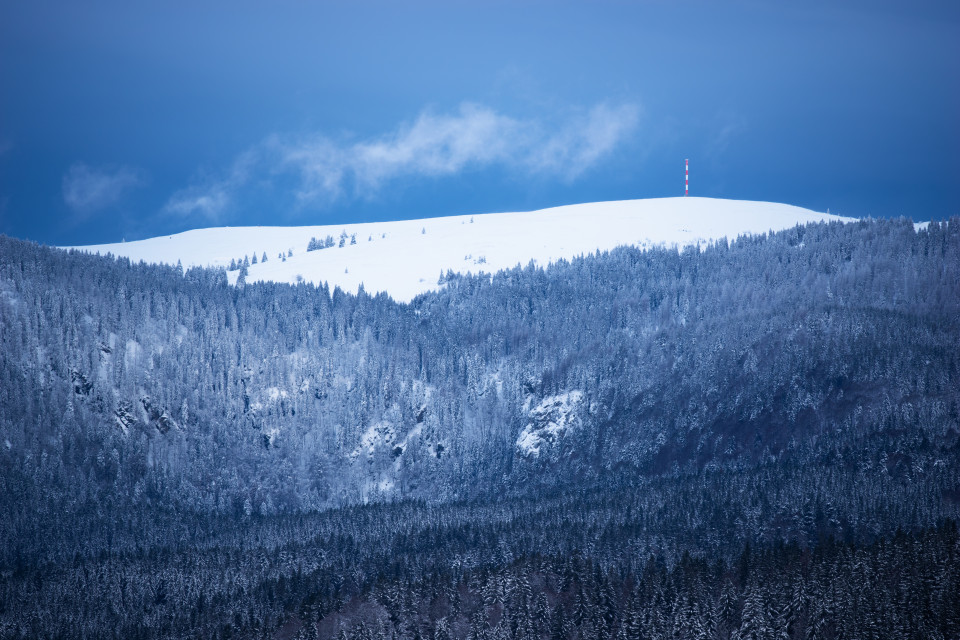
67, 197, 853, 302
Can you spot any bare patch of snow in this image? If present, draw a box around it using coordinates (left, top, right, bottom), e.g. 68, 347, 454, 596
124, 339, 142, 368
351, 421, 397, 459
266, 387, 288, 401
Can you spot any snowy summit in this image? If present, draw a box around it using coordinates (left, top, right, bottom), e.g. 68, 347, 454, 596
68, 197, 852, 302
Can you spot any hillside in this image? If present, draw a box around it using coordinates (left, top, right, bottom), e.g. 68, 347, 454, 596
69, 197, 852, 302
4, 215, 958, 638
8, 215, 958, 515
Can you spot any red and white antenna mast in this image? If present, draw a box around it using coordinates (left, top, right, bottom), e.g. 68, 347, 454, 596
685, 159, 689, 197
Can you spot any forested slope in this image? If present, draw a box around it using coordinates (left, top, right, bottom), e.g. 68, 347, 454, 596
0, 217, 958, 638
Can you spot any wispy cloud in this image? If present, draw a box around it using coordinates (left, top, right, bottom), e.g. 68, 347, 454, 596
62, 163, 146, 216
526, 104, 642, 180
348, 104, 524, 186
164, 102, 641, 220
270, 103, 528, 206
164, 185, 232, 220
164, 150, 257, 221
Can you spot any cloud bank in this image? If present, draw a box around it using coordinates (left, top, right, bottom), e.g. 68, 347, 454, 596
164, 102, 640, 221
63, 164, 146, 216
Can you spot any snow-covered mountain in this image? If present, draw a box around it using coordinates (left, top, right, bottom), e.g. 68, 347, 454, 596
68, 197, 852, 302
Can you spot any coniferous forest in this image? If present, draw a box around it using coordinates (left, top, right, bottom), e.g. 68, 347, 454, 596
1, 218, 959, 638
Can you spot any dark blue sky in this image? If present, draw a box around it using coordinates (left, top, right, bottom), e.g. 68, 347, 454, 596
1, 0, 957, 245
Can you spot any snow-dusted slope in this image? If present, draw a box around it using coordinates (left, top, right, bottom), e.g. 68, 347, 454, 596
68, 197, 852, 303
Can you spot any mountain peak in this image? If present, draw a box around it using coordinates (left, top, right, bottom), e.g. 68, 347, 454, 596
68, 197, 850, 302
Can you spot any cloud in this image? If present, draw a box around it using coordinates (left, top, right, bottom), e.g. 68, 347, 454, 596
62, 163, 146, 216
164, 101, 640, 220
272, 136, 348, 205
526, 104, 642, 180
349, 104, 524, 186
163, 150, 258, 221
164, 185, 232, 220
273, 103, 529, 204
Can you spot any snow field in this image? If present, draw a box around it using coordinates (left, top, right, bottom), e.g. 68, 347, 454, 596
68, 197, 853, 303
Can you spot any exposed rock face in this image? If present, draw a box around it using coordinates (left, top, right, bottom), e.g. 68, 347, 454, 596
114, 401, 138, 434
140, 396, 179, 435
516, 391, 584, 459
70, 370, 93, 396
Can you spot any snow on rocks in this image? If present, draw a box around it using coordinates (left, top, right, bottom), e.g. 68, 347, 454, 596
516, 391, 584, 458
352, 421, 398, 459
